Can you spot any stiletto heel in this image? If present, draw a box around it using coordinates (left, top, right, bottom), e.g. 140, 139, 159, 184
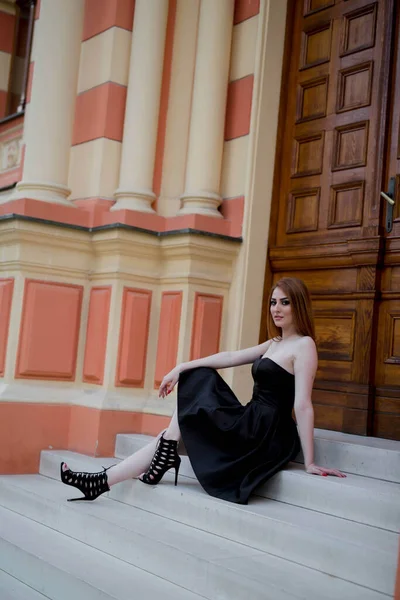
60, 462, 114, 501
174, 461, 180, 486
140, 434, 181, 486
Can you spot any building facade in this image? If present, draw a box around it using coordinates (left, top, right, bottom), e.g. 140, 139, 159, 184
0, 0, 399, 477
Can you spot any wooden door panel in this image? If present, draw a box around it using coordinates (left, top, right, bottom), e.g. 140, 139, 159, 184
314, 304, 357, 363
374, 298, 400, 438
374, 410, 400, 440
313, 386, 368, 410
328, 180, 365, 229
272, 268, 358, 290
340, 2, 378, 56
304, 1, 336, 19
312, 293, 373, 433
336, 61, 373, 114
382, 306, 400, 385
297, 75, 329, 123
313, 403, 370, 434
301, 20, 333, 71
316, 360, 353, 381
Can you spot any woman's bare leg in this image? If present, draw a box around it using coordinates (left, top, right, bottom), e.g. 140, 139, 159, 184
106, 409, 181, 486
163, 409, 181, 441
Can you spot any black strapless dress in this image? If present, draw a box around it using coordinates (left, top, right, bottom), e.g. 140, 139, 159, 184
177, 357, 300, 504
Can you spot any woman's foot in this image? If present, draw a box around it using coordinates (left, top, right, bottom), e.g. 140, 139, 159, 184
60, 462, 112, 501
139, 434, 181, 486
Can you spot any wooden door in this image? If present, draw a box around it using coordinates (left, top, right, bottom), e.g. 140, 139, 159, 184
373, 2, 400, 440
262, 0, 400, 439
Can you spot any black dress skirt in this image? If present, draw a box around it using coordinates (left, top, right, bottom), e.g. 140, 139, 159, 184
177, 357, 300, 504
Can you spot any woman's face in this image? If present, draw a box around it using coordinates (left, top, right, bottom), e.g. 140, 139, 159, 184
270, 287, 293, 330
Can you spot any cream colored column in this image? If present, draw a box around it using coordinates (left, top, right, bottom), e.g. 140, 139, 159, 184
111, 0, 169, 213
13, 0, 84, 205
179, 0, 234, 218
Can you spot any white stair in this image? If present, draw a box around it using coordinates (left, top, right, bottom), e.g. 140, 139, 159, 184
0, 506, 204, 600
115, 432, 400, 532
0, 570, 49, 600
0, 429, 398, 599
294, 429, 400, 482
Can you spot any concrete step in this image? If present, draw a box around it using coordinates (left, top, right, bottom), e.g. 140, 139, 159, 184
0, 474, 389, 600
0, 475, 299, 600
117, 429, 400, 482
297, 429, 400, 483
40, 450, 398, 597
0, 505, 207, 600
0, 569, 49, 600
115, 434, 400, 532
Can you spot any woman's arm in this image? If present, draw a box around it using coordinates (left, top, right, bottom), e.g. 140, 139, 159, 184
293, 337, 317, 469
294, 338, 346, 478
179, 340, 272, 373
158, 340, 272, 397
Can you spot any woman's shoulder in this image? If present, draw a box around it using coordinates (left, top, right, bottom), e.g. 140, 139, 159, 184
292, 336, 318, 375
297, 335, 315, 346
294, 336, 317, 354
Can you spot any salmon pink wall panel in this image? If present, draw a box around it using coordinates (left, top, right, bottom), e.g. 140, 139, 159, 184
116, 287, 152, 387
154, 291, 182, 387
0, 11, 15, 53
0, 402, 69, 474
220, 196, 244, 238
225, 75, 254, 140
83, 0, 135, 41
72, 82, 127, 145
234, 0, 260, 24
16, 280, 83, 380
0, 91, 7, 118
190, 293, 223, 360
0, 279, 14, 376
83, 286, 111, 384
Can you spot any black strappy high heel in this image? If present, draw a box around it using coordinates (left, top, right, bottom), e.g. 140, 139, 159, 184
140, 434, 181, 486
60, 462, 113, 501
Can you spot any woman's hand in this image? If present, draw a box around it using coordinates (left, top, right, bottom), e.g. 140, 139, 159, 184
306, 463, 346, 478
158, 366, 181, 398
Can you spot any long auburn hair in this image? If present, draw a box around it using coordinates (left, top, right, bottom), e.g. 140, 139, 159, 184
266, 277, 316, 341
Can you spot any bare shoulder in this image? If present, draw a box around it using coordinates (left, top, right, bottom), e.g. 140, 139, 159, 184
293, 336, 318, 380
264, 338, 274, 350
293, 336, 318, 362
256, 338, 273, 358
296, 336, 317, 351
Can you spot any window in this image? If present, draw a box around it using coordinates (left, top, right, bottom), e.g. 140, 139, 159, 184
0, 0, 35, 121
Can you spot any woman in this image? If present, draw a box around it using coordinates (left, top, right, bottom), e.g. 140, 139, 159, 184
61, 277, 345, 504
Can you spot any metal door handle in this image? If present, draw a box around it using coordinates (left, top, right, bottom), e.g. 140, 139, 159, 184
380, 190, 395, 206
381, 177, 396, 233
